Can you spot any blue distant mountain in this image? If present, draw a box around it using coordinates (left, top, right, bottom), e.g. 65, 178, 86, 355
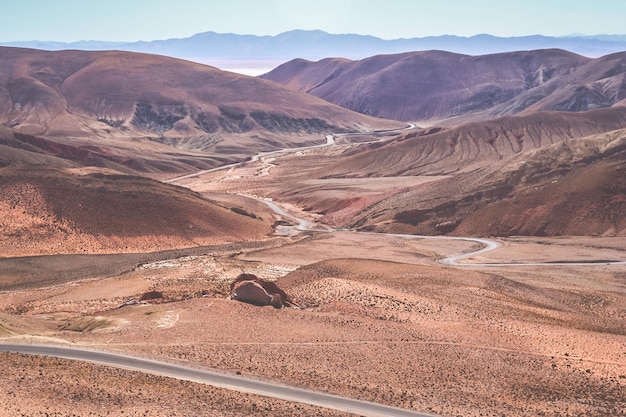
2, 30, 625, 62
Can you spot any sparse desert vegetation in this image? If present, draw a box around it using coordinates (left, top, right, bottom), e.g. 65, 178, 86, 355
0, 351, 353, 417
0, 227, 624, 417
0, 44, 625, 417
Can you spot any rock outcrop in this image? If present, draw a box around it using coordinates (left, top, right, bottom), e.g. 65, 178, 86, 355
229, 273, 290, 308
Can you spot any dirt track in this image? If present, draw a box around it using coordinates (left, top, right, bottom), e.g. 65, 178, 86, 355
1, 231, 624, 417
1, 130, 625, 417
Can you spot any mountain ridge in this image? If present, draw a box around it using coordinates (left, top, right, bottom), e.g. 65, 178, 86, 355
0, 46, 401, 174
2, 30, 625, 64
262, 49, 626, 122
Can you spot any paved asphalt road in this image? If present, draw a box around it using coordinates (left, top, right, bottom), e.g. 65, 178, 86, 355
0, 344, 435, 417
7, 125, 621, 417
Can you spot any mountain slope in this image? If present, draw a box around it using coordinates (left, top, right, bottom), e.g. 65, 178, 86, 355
0, 47, 401, 173
0, 166, 274, 257
363, 109, 626, 237
452, 133, 626, 236
261, 50, 626, 122
0, 126, 227, 174
508, 51, 626, 115
319, 108, 626, 177
261, 108, 626, 237
384, 126, 626, 237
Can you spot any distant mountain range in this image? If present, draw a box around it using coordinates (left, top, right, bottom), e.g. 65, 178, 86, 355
2, 30, 626, 66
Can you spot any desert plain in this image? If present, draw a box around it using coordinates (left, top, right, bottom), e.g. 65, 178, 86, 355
1, 142, 625, 417
0, 44, 625, 417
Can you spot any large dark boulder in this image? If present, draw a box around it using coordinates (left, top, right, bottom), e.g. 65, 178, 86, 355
229, 273, 290, 308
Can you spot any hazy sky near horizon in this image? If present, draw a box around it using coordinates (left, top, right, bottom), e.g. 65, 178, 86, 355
0, 0, 623, 42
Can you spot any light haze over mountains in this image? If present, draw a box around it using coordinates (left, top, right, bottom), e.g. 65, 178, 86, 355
2, 30, 626, 75
1, 3, 626, 416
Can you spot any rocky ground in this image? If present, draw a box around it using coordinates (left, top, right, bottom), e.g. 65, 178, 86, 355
1, 138, 625, 417
0, 351, 352, 417
1, 233, 624, 417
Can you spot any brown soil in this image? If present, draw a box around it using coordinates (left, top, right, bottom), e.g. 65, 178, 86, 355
1, 103, 625, 417
0, 233, 624, 417
0, 351, 351, 417
0, 166, 274, 257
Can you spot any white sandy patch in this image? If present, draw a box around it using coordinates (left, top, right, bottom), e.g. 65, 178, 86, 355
156, 311, 181, 329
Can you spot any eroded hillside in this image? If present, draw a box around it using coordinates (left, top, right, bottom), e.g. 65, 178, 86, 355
0, 166, 273, 257
262, 50, 626, 122
0, 47, 402, 175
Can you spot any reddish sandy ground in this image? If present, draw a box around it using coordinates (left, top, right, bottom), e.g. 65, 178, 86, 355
1, 232, 624, 417
1, 142, 625, 417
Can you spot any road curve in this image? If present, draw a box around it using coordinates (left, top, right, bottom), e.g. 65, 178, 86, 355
385, 233, 626, 266
0, 344, 434, 417
257, 199, 626, 267
386, 234, 502, 266
162, 127, 624, 267
163, 127, 626, 265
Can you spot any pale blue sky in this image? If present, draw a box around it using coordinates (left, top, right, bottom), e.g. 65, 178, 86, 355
0, 0, 623, 42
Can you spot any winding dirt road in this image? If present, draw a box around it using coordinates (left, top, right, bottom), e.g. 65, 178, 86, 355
7, 128, 620, 417
165, 128, 626, 267
255, 199, 626, 267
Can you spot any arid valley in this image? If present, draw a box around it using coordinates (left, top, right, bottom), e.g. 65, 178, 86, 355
0, 25, 625, 417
